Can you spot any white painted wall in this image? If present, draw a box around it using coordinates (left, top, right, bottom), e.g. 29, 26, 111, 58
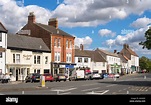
0, 32, 7, 74
75, 57, 91, 68
6, 49, 51, 81
91, 62, 107, 73
106, 55, 120, 65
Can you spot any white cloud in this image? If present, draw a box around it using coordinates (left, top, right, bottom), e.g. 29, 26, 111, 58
0, 0, 52, 33
105, 27, 148, 47
104, 25, 151, 57
130, 17, 151, 28
74, 36, 93, 49
98, 29, 116, 37
52, 0, 151, 28
1, 0, 151, 32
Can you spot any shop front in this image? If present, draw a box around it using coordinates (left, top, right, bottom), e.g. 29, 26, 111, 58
6, 64, 31, 81
51, 62, 76, 77
110, 63, 121, 74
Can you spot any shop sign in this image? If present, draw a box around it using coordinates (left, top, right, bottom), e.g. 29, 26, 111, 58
23, 55, 32, 60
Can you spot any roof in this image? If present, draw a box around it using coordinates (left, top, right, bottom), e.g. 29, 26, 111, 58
36, 23, 74, 37
7, 33, 50, 52
120, 44, 139, 57
0, 22, 7, 33
118, 53, 128, 63
84, 50, 106, 62
123, 55, 130, 61
97, 48, 118, 57
75, 49, 90, 57
126, 48, 138, 57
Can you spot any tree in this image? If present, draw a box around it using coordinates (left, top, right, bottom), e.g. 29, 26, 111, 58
139, 27, 151, 50
139, 56, 151, 72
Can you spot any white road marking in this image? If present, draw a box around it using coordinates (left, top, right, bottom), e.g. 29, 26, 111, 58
81, 87, 100, 92
86, 90, 109, 95
106, 84, 116, 87
82, 83, 98, 86
57, 92, 71, 95
51, 87, 77, 92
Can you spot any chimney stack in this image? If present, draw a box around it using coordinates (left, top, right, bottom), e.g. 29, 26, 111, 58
114, 50, 117, 53
80, 44, 84, 50
28, 12, 36, 23
123, 44, 129, 49
48, 18, 58, 29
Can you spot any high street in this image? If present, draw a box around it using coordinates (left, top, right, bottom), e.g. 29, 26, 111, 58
0, 73, 151, 95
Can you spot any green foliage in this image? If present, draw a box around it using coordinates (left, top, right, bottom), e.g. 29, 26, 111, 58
139, 28, 151, 50
139, 56, 151, 72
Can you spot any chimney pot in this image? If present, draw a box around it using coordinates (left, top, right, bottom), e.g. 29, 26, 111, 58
28, 12, 36, 23
48, 18, 58, 28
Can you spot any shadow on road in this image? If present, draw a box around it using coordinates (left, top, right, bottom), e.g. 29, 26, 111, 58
98, 80, 151, 87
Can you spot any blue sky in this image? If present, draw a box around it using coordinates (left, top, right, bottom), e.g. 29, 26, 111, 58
0, 0, 151, 58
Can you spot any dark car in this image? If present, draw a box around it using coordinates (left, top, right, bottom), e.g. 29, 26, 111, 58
100, 73, 108, 79
25, 73, 41, 83
54, 73, 67, 82
43, 73, 54, 82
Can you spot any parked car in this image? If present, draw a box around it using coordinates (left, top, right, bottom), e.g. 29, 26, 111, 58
54, 73, 67, 82
25, 73, 41, 83
0, 73, 11, 83
43, 73, 54, 82
100, 73, 108, 79
87, 71, 101, 80
108, 73, 120, 78
114, 73, 120, 78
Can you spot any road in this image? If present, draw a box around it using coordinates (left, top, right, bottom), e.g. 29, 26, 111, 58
0, 73, 151, 95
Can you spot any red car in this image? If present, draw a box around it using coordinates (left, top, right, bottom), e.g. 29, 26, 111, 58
43, 73, 54, 82
108, 73, 120, 78
108, 73, 115, 78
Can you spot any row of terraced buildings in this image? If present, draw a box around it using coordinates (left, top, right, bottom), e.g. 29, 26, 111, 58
0, 12, 139, 81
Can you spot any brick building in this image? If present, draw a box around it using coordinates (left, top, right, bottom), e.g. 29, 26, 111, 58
17, 12, 76, 76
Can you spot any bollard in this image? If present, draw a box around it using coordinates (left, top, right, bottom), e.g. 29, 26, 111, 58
22, 91, 24, 94
40, 76, 45, 87
114, 77, 116, 81
57, 90, 59, 95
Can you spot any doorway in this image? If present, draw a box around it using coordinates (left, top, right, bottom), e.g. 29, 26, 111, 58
16, 69, 18, 81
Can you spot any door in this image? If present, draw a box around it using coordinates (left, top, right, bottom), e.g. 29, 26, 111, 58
16, 69, 18, 81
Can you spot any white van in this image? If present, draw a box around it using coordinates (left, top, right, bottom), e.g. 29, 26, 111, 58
69, 69, 85, 81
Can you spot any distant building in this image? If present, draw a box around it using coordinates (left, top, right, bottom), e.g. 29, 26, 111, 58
96, 48, 121, 74
120, 44, 139, 73
85, 50, 107, 73
74, 44, 91, 70
117, 52, 128, 74
74, 44, 107, 73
